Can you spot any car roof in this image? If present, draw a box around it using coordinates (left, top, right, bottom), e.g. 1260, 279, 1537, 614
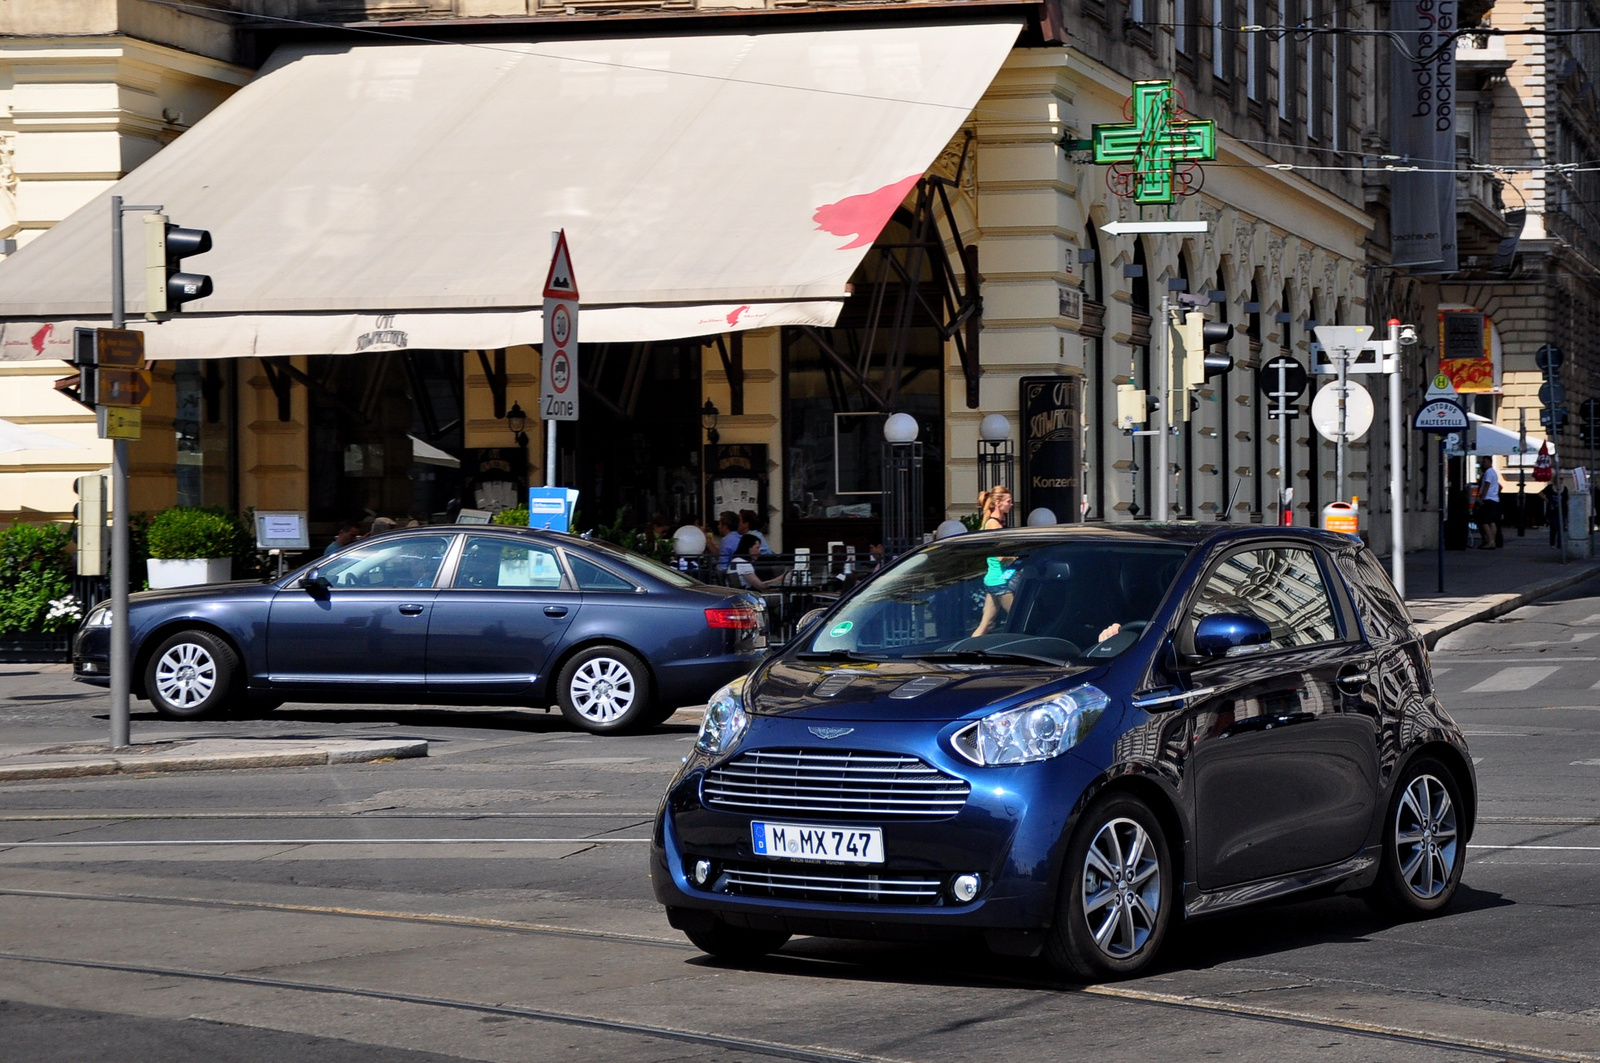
942, 523, 1359, 550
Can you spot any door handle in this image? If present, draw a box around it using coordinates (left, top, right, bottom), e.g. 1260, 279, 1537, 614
1335, 669, 1370, 691
398, 604, 426, 616
1131, 686, 1216, 709
544, 606, 569, 618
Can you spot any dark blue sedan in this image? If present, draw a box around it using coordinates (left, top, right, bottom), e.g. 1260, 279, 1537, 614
652, 524, 1475, 979
73, 527, 766, 732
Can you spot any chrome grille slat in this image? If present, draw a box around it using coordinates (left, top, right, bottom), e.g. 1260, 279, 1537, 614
703, 748, 969, 820
722, 864, 943, 903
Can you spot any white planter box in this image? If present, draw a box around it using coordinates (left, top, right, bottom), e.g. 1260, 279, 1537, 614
147, 557, 232, 588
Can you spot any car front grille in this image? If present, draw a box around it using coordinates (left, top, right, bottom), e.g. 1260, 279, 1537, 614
721, 863, 944, 905
702, 749, 970, 819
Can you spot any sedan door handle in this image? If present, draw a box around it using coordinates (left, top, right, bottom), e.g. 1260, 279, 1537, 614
544, 606, 569, 618
398, 604, 426, 616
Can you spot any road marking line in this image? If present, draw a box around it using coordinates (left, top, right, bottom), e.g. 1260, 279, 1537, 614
0, 837, 653, 848
1574, 632, 1600, 643
1461, 731, 1529, 736
1431, 666, 1451, 675
1468, 844, 1600, 851
1464, 666, 1560, 693
1573, 759, 1600, 766
1579, 613, 1600, 625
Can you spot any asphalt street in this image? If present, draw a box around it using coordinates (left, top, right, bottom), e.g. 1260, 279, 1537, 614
1, 581, 1599, 1063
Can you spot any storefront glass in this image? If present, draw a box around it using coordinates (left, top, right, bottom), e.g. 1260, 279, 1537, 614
173, 359, 237, 510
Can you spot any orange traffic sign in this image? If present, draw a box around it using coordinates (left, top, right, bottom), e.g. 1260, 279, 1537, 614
95, 328, 144, 367
96, 367, 152, 407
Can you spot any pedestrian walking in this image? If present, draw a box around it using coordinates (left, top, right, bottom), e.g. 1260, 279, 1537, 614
1476, 458, 1502, 550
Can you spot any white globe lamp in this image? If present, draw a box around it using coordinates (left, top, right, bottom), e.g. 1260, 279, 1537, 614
672, 525, 707, 556
883, 412, 920, 444
1026, 507, 1057, 527
978, 414, 1012, 442
934, 519, 967, 540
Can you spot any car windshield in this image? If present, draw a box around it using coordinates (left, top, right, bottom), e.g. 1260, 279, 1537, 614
799, 537, 1192, 663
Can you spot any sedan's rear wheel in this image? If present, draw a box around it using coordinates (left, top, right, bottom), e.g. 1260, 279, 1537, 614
1044, 793, 1173, 981
144, 630, 239, 720
555, 645, 654, 733
1368, 757, 1465, 917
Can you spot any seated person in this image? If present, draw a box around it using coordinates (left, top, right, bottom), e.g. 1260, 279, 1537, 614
729, 534, 786, 592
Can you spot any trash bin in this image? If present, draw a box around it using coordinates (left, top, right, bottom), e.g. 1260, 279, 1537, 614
1321, 499, 1359, 537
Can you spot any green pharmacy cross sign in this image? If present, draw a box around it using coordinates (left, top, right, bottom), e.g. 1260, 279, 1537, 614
1092, 81, 1216, 205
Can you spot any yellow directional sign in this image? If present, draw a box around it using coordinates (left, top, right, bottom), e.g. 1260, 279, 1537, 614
96, 367, 152, 407
95, 328, 144, 368
97, 406, 142, 440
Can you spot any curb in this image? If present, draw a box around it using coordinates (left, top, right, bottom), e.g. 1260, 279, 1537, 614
1415, 562, 1600, 648
0, 739, 428, 784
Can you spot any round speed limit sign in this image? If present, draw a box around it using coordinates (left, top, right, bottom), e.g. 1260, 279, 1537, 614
550, 303, 572, 347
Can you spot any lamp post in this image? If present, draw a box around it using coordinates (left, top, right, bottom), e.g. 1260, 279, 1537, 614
883, 412, 923, 558
976, 414, 1016, 526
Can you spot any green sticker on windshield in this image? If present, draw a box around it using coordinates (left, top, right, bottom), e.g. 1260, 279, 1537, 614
829, 620, 853, 638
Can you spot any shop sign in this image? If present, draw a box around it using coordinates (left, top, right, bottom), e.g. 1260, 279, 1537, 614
1438, 309, 1492, 393
1019, 376, 1081, 521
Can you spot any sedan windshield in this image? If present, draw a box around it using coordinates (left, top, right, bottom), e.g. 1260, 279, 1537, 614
801, 537, 1191, 663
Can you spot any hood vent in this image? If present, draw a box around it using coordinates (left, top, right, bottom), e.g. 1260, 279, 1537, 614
812, 673, 856, 698
890, 675, 950, 699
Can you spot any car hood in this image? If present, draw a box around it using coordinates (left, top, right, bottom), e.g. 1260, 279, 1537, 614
748, 656, 1100, 722
127, 580, 273, 608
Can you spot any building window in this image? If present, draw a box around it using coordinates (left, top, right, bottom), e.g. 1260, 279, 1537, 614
1278, 0, 1296, 127
1247, 0, 1265, 102
1213, 0, 1233, 82
1177, 0, 1194, 57
173, 360, 236, 511
1305, 0, 1320, 141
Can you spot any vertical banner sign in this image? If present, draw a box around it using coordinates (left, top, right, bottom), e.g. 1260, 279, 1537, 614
540, 230, 579, 422
1390, 0, 1458, 271
1438, 309, 1493, 392
1019, 376, 1082, 522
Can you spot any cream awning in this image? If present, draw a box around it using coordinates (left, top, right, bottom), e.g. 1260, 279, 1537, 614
0, 22, 1019, 361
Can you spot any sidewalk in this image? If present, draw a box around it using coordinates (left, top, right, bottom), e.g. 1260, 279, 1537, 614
1396, 528, 1600, 646
0, 734, 428, 784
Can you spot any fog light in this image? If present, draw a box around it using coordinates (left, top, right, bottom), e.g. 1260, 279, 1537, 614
951, 874, 981, 903
692, 859, 713, 886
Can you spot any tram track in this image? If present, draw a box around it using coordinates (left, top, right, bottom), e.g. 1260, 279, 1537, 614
0, 886, 1592, 1062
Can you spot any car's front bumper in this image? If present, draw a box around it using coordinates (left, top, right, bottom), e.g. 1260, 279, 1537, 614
72, 624, 111, 686
650, 714, 1100, 940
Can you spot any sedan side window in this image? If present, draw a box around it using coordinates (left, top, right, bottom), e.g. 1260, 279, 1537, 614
566, 554, 638, 592
454, 537, 565, 590
320, 535, 452, 590
1191, 546, 1340, 651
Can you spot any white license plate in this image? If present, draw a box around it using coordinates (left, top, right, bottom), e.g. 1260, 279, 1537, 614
751, 821, 884, 864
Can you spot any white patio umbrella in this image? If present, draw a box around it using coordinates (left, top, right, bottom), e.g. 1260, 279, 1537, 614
0, 417, 85, 454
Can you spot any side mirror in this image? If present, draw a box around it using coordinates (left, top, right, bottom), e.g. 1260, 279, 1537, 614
299, 569, 330, 596
796, 607, 829, 634
1193, 613, 1272, 658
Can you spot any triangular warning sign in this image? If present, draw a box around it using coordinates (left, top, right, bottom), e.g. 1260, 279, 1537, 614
1424, 372, 1458, 400
543, 230, 579, 300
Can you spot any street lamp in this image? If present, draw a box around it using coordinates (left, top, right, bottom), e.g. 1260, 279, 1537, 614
506, 401, 529, 448
977, 414, 1016, 526
882, 413, 923, 558
701, 398, 720, 446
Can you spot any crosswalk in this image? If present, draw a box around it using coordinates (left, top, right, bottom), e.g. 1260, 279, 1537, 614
1463, 666, 1561, 693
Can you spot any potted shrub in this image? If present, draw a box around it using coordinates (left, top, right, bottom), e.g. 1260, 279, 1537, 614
146, 507, 242, 588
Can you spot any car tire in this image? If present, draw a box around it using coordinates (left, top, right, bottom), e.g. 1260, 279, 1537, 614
1366, 757, 1466, 918
680, 914, 790, 961
555, 645, 654, 734
143, 630, 239, 720
1044, 793, 1174, 981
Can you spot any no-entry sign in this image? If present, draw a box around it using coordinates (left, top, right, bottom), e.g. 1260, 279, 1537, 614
540, 231, 579, 422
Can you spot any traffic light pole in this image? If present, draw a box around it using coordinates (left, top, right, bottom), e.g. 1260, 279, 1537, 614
1155, 296, 1172, 522
107, 195, 162, 750
1334, 344, 1350, 503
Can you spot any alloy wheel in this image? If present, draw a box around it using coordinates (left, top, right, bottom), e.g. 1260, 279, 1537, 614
154, 642, 217, 710
1081, 816, 1163, 959
1393, 773, 1459, 901
569, 656, 637, 723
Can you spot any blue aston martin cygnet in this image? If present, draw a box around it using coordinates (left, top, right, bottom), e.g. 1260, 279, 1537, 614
652, 524, 1475, 980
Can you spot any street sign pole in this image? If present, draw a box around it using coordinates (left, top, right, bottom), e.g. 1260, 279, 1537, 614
1389, 320, 1406, 596
1518, 405, 1527, 536
109, 195, 129, 750
1277, 360, 1289, 522
1336, 345, 1349, 502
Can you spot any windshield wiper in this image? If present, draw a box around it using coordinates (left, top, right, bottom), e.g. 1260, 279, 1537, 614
796, 649, 887, 661
908, 649, 1068, 668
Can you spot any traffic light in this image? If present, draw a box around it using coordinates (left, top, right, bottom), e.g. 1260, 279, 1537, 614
57, 327, 100, 409
73, 473, 107, 577
145, 214, 212, 316
1176, 311, 1235, 420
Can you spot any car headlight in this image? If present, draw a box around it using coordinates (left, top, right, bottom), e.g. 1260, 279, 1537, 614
952, 685, 1109, 766
84, 606, 113, 628
697, 676, 750, 755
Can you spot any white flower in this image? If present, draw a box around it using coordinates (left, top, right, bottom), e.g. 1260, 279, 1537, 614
46, 595, 82, 621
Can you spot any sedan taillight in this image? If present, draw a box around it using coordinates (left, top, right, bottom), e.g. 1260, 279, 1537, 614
705, 606, 760, 630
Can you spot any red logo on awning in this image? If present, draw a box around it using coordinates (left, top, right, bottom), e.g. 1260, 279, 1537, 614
813, 174, 920, 250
